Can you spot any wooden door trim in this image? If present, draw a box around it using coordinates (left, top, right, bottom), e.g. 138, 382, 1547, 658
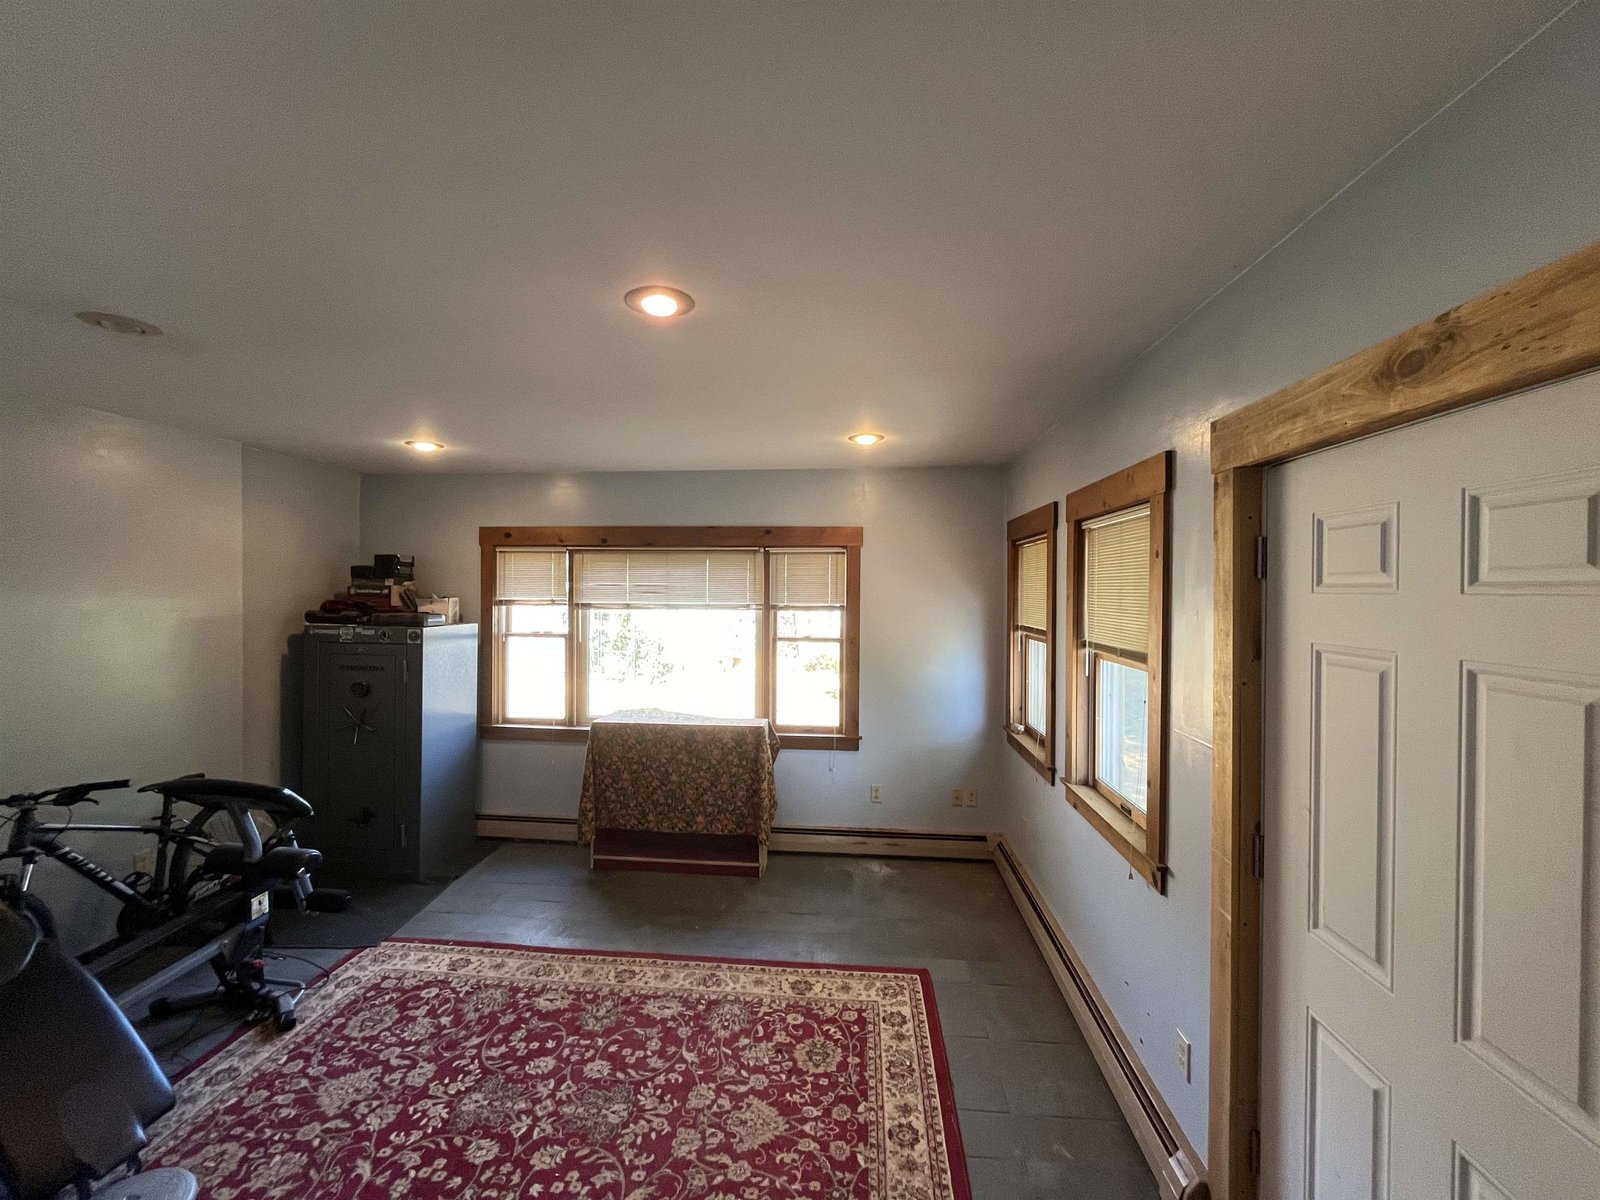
1205, 238, 1600, 1200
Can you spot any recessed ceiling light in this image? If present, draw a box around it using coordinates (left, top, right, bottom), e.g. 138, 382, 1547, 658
847, 432, 885, 446
75, 310, 162, 336
405, 439, 444, 453
624, 286, 695, 318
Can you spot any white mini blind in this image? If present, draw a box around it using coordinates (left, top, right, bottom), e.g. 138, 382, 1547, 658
497, 549, 568, 603
1083, 505, 1150, 660
768, 549, 846, 607
1016, 537, 1048, 632
574, 549, 761, 607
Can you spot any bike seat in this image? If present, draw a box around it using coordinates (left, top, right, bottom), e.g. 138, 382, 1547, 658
139, 777, 314, 822
202, 844, 323, 881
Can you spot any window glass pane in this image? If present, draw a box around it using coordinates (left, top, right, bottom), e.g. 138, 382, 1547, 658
1024, 636, 1048, 734
505, 636, 566, 721
507, 604, 569, 635
585, 608, 757, 719
1095, 658, 1149, 811
775, 639, 842, 729
776, 608, 843, 638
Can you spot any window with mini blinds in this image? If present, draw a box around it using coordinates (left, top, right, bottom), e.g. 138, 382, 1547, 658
479, 528, 862, 750
1005, 502, 1057, 782
1064, 451, 1172, 890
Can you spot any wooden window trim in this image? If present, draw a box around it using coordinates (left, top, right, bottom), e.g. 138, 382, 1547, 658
478, 526, 862, 751
1063, 450, 1171, 891
1005, 502, 1057, 783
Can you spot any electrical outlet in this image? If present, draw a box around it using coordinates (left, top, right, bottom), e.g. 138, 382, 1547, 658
962, 788, 978, 807
869, 784, 882, 804
1176, 1031, 1191, 1082
133, 847, 157, 877
950, 788, 964, 807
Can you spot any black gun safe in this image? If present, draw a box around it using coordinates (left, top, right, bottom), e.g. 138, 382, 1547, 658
300, 624, 479, 880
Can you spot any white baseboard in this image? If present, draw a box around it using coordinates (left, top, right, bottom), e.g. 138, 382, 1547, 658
992, 836, 1207, 1200
475, 814, 579, 842
767, 825, 993, 860
475, 815, 991, 860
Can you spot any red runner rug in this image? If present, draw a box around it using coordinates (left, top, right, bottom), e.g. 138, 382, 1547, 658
148, 939, 971, 1200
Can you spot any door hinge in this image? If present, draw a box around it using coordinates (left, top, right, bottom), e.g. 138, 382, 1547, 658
1253, 535, 1268, 579
1248, 1127, 1262, 1176
1251, 824, 1264, 880
399, 821, 407, 850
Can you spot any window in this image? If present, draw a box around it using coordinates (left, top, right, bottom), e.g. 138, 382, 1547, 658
1065, 451, 1171, 889
1005, 502, 1057, 781
479, 527, 862, 750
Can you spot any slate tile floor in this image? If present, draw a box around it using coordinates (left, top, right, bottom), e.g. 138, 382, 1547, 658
149, 842, 1157, 1199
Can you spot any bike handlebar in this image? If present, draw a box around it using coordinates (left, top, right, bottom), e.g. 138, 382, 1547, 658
1, 779, 131, 808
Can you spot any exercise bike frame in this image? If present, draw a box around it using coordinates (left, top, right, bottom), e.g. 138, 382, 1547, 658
1, 782, 275, 936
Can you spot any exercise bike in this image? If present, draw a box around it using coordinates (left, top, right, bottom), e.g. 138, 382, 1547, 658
0, 776, 342, 1030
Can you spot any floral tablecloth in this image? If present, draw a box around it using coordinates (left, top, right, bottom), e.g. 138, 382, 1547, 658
578, 709, 781, 844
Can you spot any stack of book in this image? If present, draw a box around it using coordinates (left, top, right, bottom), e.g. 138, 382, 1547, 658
306, 554, 446, 625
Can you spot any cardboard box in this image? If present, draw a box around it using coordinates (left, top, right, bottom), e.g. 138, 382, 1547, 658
417, 596, 460, 623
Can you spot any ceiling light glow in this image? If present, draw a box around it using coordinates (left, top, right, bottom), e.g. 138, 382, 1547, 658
405, 439, 444, 453
624, 285, 695, 318
847, 433, 885, 446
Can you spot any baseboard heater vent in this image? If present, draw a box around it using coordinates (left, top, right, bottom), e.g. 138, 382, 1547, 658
476, 815, 991, 861
993, 837, 1207, 1200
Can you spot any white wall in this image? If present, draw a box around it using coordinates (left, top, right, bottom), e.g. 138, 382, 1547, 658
998, 1, 1600, 1157
242, 446, 361, 785
0, 398, 245, 949
0, 400, 361, 949
360, 467, 1006, 831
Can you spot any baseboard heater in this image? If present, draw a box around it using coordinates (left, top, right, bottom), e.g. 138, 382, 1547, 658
993, 837, 1207, 1200
475, 814, 991, 861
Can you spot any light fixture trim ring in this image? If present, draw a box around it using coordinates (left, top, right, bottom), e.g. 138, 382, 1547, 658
624, 285, 696, 318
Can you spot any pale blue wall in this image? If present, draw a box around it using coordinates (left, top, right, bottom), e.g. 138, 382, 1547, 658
998, 0, 1600, 1156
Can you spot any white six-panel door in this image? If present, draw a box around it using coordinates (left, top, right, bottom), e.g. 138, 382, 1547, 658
1261, 372, 1600, 1199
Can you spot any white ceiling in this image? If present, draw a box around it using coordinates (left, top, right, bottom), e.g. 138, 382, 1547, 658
0, 2, 1568, 472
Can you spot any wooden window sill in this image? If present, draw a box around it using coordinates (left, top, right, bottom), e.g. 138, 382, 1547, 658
478, 724, 860, 751
1006, 728, 1056, 784
1062, 781, 1165, 891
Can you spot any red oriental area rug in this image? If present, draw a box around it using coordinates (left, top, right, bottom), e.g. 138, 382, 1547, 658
148, 939, 971, 1200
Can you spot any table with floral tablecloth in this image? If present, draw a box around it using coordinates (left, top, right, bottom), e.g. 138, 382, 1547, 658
577, 708, 781, 844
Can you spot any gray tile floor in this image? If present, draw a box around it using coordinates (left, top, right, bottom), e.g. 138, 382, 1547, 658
149, 842, 1157, 1200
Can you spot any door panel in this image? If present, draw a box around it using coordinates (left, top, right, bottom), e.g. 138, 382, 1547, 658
1263, 371, 1600, 1199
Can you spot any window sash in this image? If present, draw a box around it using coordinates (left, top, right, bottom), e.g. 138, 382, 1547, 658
1015, 537, 1049, 634
1020, 632, 1048, 740
1082, 504, 1150, 661
769, 549, 846, 607
574, 549, 760, 608
1090, 651, 1149, 829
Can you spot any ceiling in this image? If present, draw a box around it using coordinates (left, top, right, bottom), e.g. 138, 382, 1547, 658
0, 2, 1569, 472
